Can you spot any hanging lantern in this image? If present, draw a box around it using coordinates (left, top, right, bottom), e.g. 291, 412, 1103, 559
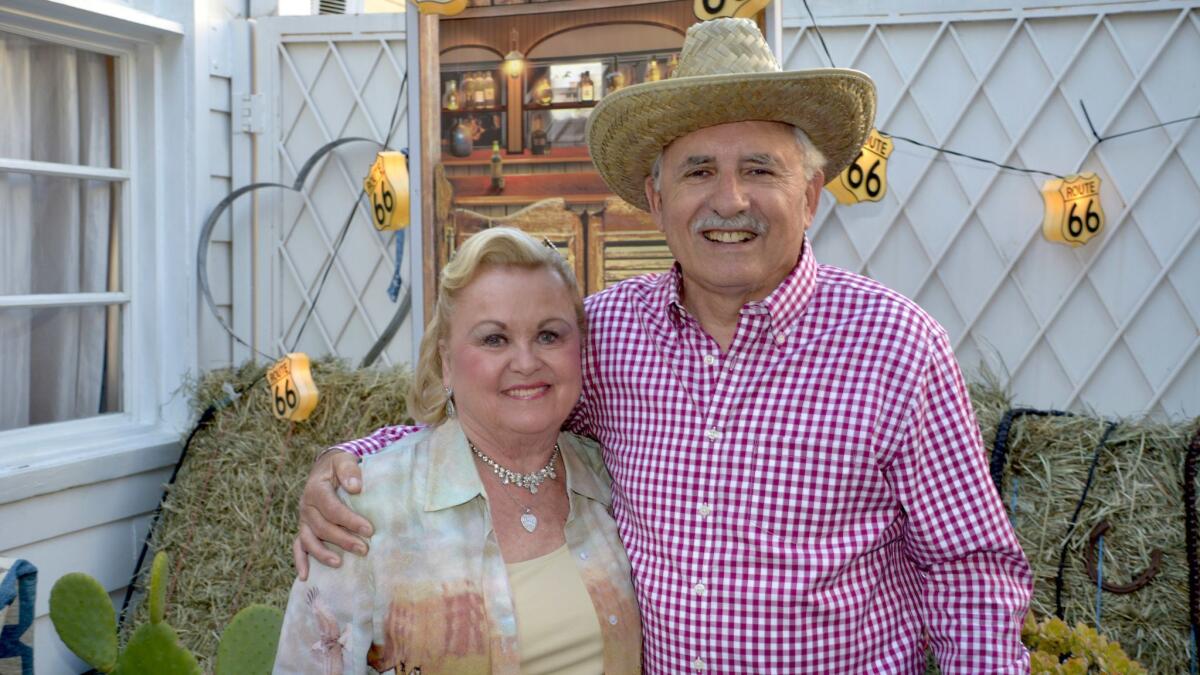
693, 0, 773, 21
826, 128, 892, 205
267, 353, 319, 422
1041, 172, 1105, 247
363, 151, 410, 232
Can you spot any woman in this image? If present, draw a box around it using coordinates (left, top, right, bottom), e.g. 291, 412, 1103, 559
273, 228, 642, 674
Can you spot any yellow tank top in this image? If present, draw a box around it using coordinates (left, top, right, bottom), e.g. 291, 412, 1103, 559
506, 544, 604, 674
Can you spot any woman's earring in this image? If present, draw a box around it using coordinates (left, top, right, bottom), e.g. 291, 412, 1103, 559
444, 387, 456, 418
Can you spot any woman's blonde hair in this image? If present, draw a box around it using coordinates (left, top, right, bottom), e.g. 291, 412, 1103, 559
409, 227, 585, 424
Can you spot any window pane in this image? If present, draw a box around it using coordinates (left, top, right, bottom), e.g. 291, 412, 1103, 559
0, 304, 123, 431
0, 176, 119, 295
0, 30, 116, 169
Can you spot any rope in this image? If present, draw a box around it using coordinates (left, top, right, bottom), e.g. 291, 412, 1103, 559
1184, 424, 1200, 667
988, 407, 1073, 496
1054, 421, 1118, 619
1095, 534, 1104, 632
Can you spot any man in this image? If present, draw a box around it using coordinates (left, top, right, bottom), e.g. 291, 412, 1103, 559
297, 18, 1031, 673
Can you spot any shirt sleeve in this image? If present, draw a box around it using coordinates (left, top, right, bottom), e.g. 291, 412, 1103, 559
273, 537, 373, 674
330, 425, 423, 458
889, 328, 1032, 673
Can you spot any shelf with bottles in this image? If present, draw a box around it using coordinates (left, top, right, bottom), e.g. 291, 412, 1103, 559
439, 64, 506, 116
522, 49, 680, 111
441, 61, 508, 156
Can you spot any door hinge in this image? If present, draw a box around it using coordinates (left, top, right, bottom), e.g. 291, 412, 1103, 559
236, 93, 265, 134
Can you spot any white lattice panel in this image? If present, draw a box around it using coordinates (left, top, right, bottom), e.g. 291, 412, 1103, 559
784, 2, 1200, 418
254, 13, 413, 368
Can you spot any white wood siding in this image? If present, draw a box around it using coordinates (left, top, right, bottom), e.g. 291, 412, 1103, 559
786, 0, 1200, 418
0, 1, 229, 672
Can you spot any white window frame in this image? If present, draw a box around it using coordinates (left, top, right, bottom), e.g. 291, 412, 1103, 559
0, 1, 190, 502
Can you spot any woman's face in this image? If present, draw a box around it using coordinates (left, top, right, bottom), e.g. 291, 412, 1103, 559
440, 265, 583, 446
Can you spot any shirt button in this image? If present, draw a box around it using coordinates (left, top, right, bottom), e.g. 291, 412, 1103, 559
703, 354, 716, 366
705, 428, 720, 441
774, 332, 786, 345
698, 503, 712, 518
693, 582, 707, 596
608, 614, 618, 625
693, 657, 706, 671
578, 552, 588, 561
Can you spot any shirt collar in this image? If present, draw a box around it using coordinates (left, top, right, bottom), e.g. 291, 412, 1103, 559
424, 419, 611, 512
652, 236, 820, 339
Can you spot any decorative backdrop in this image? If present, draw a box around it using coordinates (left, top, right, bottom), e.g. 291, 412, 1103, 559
787, 1, 1200, 419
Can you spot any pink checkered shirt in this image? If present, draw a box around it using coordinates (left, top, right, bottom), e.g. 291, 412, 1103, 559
334, 240, 1032, 673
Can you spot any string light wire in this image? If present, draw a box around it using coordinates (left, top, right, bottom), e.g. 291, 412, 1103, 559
800, 7, 1198, 180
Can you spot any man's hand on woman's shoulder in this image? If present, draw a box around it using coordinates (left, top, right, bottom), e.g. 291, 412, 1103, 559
293, 424, 422, 580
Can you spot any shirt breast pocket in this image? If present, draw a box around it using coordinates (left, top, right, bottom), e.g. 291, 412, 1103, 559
740, 435, 873, 548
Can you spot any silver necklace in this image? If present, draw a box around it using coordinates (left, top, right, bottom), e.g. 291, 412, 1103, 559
494, 481, 542, 534
468, 440, 560, 495
468, 440, 560, 534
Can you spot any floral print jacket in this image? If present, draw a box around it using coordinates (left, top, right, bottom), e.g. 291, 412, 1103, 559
273, 420, 642, 674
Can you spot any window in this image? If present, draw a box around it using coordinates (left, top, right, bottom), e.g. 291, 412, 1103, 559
0, 30, 125, 431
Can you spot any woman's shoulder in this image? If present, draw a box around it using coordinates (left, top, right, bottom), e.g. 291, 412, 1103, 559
349, 426, 437, 510
360, 425, 434, 462
561, 432, 607, 474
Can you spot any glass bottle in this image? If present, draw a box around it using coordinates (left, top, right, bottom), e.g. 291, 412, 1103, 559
646, 57, 662, 82
473, 72, 487, 108
579, 71, 594, 102
484, 71, 496, 108
490, 140, 505, 191
530, 114, 548, 155
442, 80, 459, 111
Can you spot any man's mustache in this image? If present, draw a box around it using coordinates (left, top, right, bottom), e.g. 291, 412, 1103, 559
691, 213, 768, 235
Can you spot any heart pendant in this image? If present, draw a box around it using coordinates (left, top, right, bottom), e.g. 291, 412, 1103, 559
520, 512, 538, 533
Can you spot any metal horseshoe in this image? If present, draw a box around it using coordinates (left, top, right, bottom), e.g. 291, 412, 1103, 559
1083, 519, 1163, 594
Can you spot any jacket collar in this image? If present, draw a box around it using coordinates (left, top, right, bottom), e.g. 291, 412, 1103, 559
424, 420, 611, 512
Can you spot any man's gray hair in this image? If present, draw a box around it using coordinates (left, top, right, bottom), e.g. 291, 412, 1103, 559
649, 125, 827, 193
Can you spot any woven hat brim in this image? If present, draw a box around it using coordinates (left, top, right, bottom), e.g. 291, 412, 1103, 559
586, 68, 876, 211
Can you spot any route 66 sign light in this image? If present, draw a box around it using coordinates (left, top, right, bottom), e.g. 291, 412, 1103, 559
1041, 172, 1104, 247
693, 0, 772, 21
410, 0, 466, 15
363, 151, 410, 232
267, 353, 319, 422
826, 128, 892, 205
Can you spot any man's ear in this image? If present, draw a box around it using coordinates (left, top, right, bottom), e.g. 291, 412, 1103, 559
805, 169, 824, 222
645, 175, 666, 234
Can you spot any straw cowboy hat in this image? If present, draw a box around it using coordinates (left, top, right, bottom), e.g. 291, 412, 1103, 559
586, 17, 877, 211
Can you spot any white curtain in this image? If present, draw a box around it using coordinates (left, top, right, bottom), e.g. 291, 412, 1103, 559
0, 33, 113, 431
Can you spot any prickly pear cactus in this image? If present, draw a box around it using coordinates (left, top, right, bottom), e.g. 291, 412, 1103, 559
215, 604, 285, 675
148, 551, 168, 624
49, 572, 119, 673
113, 622, 201, 675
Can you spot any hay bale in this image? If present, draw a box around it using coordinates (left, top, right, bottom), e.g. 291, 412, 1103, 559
972, 382, 1200, 674
123, 360, 412, 670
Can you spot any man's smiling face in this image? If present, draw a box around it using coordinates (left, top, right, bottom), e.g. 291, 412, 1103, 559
645, 120, 823, 307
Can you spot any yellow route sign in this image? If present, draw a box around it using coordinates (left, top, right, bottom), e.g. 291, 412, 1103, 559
266, 353, 319, 422
826, 128, 892, 206
1041, 172, 1105, 247
694, 0, 772, 21
363, 151, 410, 232
410, 0, 466, 15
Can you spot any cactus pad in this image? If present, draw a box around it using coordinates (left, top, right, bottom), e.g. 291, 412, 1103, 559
49, 572, 119, 672
114, 622, 201, 675
215, 604, 284, 675
148, 551, 169, 624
